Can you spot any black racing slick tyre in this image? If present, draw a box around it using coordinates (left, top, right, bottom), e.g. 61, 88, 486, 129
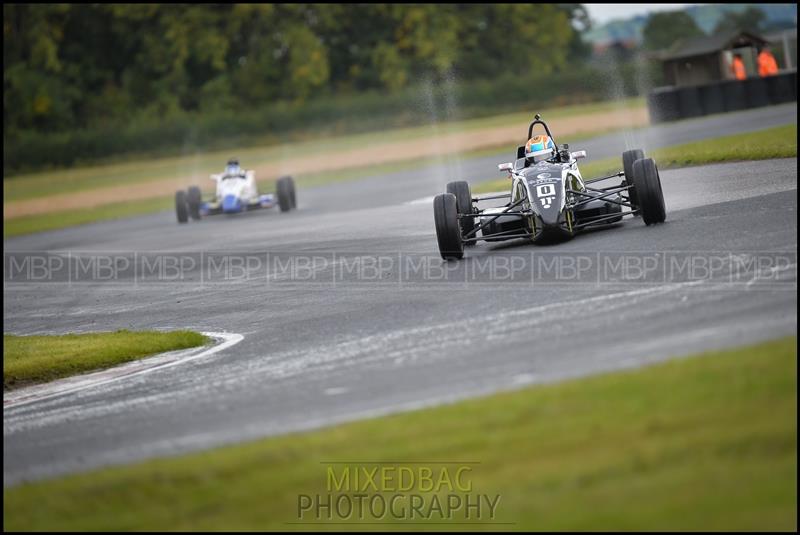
622, 149, 644, 212
631, 158, 666, 225
277, 176, 293, 212
175, 190, 189, 224
446, 180, 475, 245
187, 186, 202, 220
286, 176, 297, 208
433, 193, 464, 260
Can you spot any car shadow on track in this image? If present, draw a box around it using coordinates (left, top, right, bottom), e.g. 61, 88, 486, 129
483, 221, 631, 253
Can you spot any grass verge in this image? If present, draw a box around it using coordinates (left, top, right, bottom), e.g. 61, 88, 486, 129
4, 196, 175, 238
4, 114, 791, 239
4, 336, 796, 530
473, 123, 798, 193
1, 126, 623, 239
3, 98, 643, 204
3, 329, 209, 390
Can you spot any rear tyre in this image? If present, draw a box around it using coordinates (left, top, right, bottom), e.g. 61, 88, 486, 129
433, 193, 464, 260
631, 158, 666, 225
446, 180, 476, 246
175, 190, 189, 224
622, 149, 644, 213
187, 186, 202, 220
277, 176, 293, 212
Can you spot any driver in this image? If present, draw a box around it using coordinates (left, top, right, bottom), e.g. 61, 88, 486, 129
223, 158, 244, 178
524, 135, 555, 165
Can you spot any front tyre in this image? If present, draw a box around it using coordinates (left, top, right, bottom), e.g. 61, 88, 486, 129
175, 190, 189, 224
622, 149, 644, 212
433, 193, 464, 260
276, 176, 294, 212
187, 186, 202, 220
446, 180, 476, 245
631, 158, 666, 225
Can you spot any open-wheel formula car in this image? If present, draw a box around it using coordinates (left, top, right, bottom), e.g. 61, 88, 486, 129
175, 158, 297, 223
432, 114, 666, 259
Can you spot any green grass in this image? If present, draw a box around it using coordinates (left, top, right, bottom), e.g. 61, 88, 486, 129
5, 337, 796, 531
5, 106, 789, 240
2, 157, 457, 238
3, 330, 209, 390
3, 161, 449, 239
3, 98, 643, 204
2, 122, 631, 240
473, 123, 798, 193
3, 196, 176, 238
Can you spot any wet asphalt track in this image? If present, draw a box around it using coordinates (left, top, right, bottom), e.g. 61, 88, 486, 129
3, 106, 798, 486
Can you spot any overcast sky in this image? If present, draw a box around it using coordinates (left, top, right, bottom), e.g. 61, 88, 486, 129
584, 4, 700, 25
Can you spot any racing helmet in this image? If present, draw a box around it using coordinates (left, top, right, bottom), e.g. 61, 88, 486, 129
525, 135, 555, 162
225, 158, 241, 176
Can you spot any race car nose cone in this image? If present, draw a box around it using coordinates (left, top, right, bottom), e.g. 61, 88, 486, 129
222, 194, 241, 213
538, 209, 561, 227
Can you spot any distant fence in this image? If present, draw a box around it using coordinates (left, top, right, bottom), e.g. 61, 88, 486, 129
647, 70, 797, 123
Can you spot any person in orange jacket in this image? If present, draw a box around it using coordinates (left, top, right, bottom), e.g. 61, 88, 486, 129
731, 53, 747, 80
757, 45, 779, 77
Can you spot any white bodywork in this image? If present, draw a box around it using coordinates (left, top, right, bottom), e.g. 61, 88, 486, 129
210, 170, 260, 204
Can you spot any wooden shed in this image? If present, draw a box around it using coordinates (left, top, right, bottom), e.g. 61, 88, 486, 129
658, 31, 768, 87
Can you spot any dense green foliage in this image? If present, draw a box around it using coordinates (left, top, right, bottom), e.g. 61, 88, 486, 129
4, 62, 652, 174
638, 5, 781, 53
4, 4, 582, 134
712, 7, 768, 34
2, 4, 609, 173
642, 11, 705, 51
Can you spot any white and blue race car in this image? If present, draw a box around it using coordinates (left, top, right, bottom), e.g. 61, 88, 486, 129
175, 158, 296, 223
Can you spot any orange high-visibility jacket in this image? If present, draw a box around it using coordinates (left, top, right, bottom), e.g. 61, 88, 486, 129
732, 57, 746, 80
758, 51, 779, 77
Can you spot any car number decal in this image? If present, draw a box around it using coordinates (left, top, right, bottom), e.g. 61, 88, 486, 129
536, 183, 556, 209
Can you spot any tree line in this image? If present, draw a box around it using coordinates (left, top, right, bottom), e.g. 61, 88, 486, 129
642, 6, 775, 52
4, 4, 590, 137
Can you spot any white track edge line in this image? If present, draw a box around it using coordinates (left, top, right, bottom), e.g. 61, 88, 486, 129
3, 331, 244, 409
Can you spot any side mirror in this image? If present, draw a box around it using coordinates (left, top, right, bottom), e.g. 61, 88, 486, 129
571, 150, 587, 160
498, 162, 513, 172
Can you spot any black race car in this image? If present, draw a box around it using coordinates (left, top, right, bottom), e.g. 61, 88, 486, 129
433, 114, 666, 259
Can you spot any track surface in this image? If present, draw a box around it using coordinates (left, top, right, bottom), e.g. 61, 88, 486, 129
7, 102, 796, 250
4, 106, 798, 486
